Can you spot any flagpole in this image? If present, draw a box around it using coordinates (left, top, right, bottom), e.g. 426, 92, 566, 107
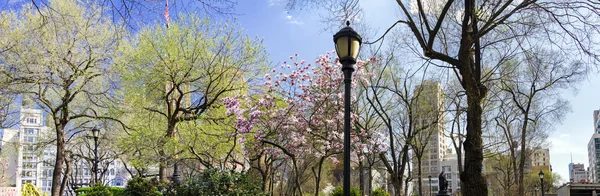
164, 0, 170, 28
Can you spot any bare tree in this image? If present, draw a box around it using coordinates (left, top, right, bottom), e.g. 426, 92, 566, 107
363, 49, 444, 196
493, 48, 585, 195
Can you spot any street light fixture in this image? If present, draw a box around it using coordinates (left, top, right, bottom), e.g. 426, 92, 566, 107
91, 127, 100, 185
539, 170, 545, 196
428, 175, 432, 196
333, 21, 362, 196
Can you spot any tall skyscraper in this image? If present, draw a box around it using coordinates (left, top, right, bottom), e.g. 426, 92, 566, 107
588, 110, 600, 183
411, 81, 447, 195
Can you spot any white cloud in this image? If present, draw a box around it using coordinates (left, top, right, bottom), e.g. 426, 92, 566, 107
268, 0, 283, 7
560, 134, 570, 138
285, 14, 304, 25
7, 0, 25, 5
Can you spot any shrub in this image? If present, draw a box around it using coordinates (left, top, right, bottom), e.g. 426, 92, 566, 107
76, 186, 124, 196
84, 183, 113, 196
177, 168, 266, 196
21, 183, 47, 196
124, 177, 161, 196
371, 188, 390, 196
329, 187, 361, 196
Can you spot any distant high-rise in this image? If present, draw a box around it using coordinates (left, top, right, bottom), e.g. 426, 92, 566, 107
530, 148, 551, 172
588, 110, 600, 182
594, 110, 599, 131
569, 162, 587, 183
411, 81, 447, 195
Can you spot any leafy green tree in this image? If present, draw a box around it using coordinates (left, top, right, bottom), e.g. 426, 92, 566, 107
117, 14, 266, 181
0, 0, 125, 195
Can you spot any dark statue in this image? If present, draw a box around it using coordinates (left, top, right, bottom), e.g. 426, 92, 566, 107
438, 171, 449, 195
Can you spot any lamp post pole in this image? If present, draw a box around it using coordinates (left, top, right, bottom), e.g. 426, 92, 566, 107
342, 54, 353, 196
539, 170, 545, 196
334, 21, 362, 196
428, 175, 432, 196
92, 127, 99, 185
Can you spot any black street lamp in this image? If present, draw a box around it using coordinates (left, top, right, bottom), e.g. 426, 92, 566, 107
333, 21, 362, 196
428, 175, 432, 196
172, 160, 181, 185
91, 127, 100, 185
539, 170, 545, 196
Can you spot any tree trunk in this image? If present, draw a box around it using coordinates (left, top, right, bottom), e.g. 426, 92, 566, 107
359, 160, 364, 196
312, 156, 326, 196
460, 89, 487, 196
51, 124, 66, 196
368, 163, 373, 195
158, 161, 167, 182
291, 157, 303, 196
392, 178, 401, 196
518, 108, 531, 196
404, 162, 412, 196
417, 157, 422, 196
60, 154, 71, 196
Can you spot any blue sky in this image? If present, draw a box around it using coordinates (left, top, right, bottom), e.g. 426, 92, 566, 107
230, 0, 600, 183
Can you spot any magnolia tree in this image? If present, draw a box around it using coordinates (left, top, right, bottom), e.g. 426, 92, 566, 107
223, 52, 386, 196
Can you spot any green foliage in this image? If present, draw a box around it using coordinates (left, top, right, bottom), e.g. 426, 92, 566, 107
125, 177, 161, 196
76, 186, 124, 196
177, 168, 266, 196
21, 183, 46, 196
82, 183, 114, 196
329, 187, 361, 196
115, 13, 266, 171
371, 188, 390, 196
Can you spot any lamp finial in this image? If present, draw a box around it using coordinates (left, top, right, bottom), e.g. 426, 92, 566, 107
346, 21, 350, 26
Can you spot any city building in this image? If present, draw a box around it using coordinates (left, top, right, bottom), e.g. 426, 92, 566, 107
530, 148, 551, 172
569, 162, 588, 183
588, 110, 600, 183
0, 106, 53, 195
557, 183, 600, 196
0, 105, 130, 195
440, 154, 461, 195
410, 81, 448, 195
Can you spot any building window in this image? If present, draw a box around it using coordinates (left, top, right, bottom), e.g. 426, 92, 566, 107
25, 136, 37, 143
26, 118, 37, 124
442, 166, 451, 172
25, 128, 38, 135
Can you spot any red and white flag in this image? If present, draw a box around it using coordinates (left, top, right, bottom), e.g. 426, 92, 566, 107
164, 0, 170, 27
